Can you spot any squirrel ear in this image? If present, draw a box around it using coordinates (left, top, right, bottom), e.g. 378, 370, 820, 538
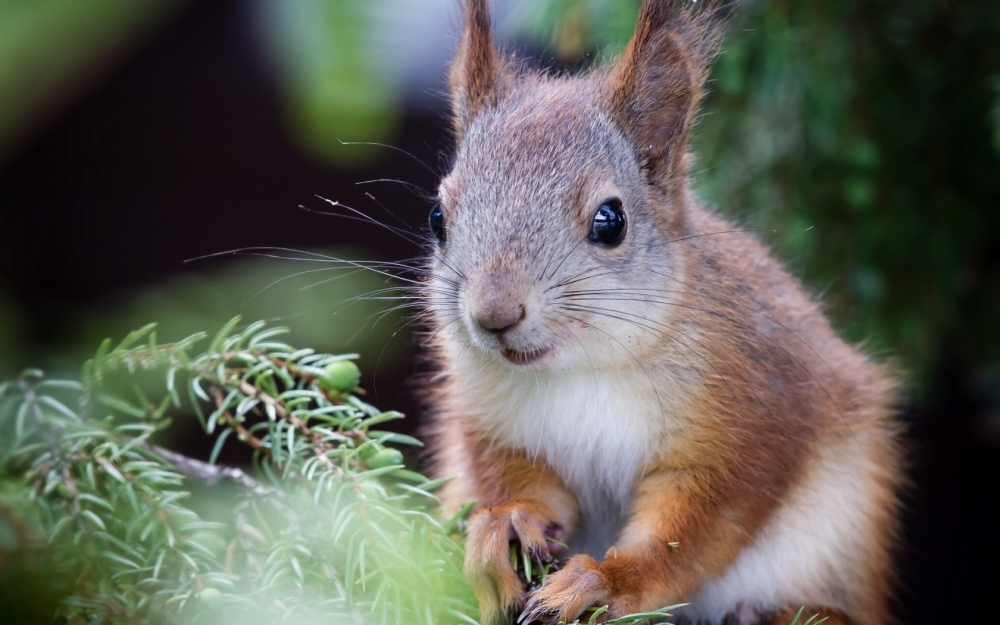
448, 0, 511, 142
607, 0, 724, 186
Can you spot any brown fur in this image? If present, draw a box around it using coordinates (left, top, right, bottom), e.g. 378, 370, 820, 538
447, 0, 512, 143
425, 1, 903, 624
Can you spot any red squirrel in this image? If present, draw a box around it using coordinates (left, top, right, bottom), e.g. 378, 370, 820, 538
425, 1, 903, 623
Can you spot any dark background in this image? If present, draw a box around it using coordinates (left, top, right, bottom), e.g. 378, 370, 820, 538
0, 0, 996, 621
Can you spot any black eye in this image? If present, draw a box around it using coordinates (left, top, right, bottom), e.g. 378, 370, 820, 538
429, 204, 446, 243
588, 198, 627, 246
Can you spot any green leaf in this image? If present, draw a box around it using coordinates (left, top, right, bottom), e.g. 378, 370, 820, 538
166, 367, 180, 407
396, 484, 440, 502
100, 461, 127, 484
209, 428, 232, 465
248, 327, 291, 348
208, 316, 242, 355
449, 610, 481, 625
48, 515, 75, 543
113, 322, 158, 354
363, 410, 405, 427
97, 392, 148, 419
369, 431, 423, 447
604, 604, 690, 624
77, 493, 115, 512
102, 551, 142, 570
354, 465, 404, 480
36, 379, 85, 392
390, 469, 428, 483
80, 509, 107, 531
417, 476, 453, 491
587, 605, 609, 625
93, 337, 113, 371
787, 607, 806, 625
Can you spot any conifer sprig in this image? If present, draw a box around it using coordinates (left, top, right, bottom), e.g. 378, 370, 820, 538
0, 318, 475, 625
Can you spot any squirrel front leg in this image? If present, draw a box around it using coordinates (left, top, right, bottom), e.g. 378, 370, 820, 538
463, 446, 580, 625
521, 466, 759, 624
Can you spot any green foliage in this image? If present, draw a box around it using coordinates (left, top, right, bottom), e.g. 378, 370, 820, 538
0, 0, 401, 167
263, 0, 400, 166
786, 606, 828, 625
0, 319, 475, 624
510, 0, 641, 60
0, 0, 182, 162
0, 319, 699, 625
515, 0, 1000, 395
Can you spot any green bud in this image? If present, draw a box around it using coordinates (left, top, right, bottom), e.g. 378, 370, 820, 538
319, 360, 360, 393
198, 588, 222, 602
365, 448, 403, 469
357, 443, 379, 460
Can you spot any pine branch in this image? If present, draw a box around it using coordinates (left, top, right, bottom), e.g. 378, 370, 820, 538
0, 318, 476, 625
147, 443, 273, 495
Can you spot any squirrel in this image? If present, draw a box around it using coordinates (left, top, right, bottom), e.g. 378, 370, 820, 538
423, 1, 903, 624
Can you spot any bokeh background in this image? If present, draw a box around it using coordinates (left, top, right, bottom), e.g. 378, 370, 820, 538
0, 0, 997, 621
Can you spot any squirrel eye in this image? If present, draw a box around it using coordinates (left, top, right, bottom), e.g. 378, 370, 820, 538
588, 198, 627, 246
429, 204, 446, 243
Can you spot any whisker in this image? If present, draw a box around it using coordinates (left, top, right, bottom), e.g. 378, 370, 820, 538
544, 236, 589, 283
188, 246, 416, 269
546, 265, 612, 292
196, 247, 463, 291
363, 191, 418, 232
296, 203, 417, 242
372, 312, 435, 394
299, 268, 388, 292
649, 228, 756, 250
243, 265, 355, 305
313, 196, 424, 246
556, 262, 857, 422
543, 313, 602, 388
429, 248, 469, 282
421, 315, 464, 347
560, 293, 853, 434
555, 310, 668, 417
647, 269, 858, 418
337, 139, 439, 176
357, 179, 434, 201
558, 303, 757, 422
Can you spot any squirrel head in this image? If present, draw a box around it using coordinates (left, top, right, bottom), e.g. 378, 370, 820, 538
428, 0, 724, 373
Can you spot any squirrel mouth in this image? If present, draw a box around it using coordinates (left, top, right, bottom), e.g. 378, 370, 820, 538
501, 346, 552, 366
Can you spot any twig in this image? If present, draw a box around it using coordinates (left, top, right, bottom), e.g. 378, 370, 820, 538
213, 384, 342, 475
149, 443, 276, 497
210, 387, 268, 453
237, 380, 312, 437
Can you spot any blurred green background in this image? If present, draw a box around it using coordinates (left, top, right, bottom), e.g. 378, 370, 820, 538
0, 0, 997, 621
1, 0, 997, 395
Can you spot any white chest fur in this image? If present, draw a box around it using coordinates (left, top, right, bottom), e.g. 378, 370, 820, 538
461, 361, 688, 556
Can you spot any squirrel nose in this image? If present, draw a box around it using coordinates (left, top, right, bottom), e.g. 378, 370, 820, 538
474, 303, 526, 334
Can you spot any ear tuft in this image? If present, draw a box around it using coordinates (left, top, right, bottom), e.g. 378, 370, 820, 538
607, 0, 727, 187
448, 0, 511, 143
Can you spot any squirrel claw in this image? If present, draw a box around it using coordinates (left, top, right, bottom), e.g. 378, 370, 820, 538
517, 597, 552, 625
518, 554, 611, 624
464, 502, 560, 625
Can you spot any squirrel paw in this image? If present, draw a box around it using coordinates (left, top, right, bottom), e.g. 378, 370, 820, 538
519, 554, 637, 625
465, 502, 562, 625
